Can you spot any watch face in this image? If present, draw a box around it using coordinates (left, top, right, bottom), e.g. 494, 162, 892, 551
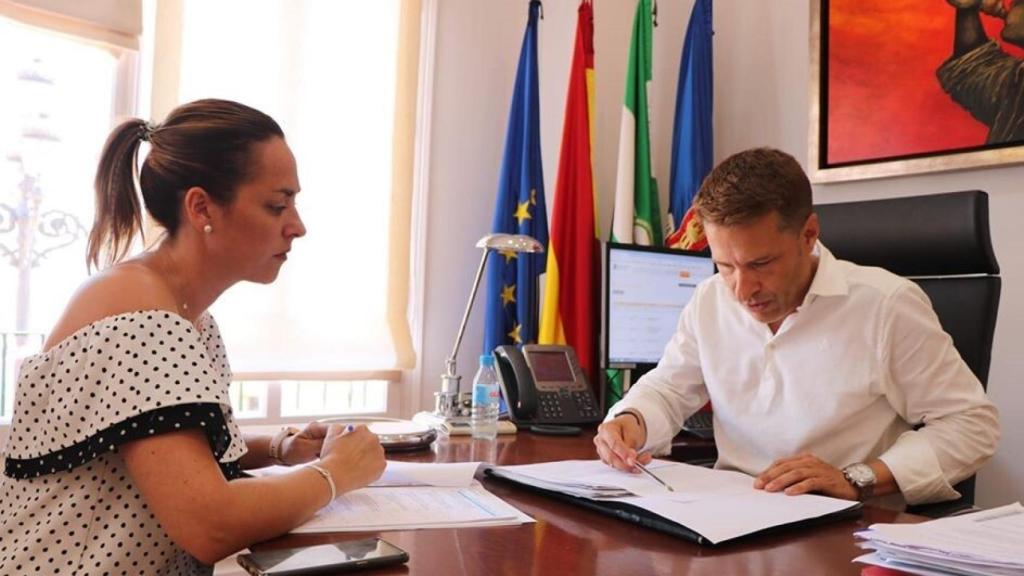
845, 464, 876, 486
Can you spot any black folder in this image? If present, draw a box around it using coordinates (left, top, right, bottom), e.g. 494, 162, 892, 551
485, 469, 863, 546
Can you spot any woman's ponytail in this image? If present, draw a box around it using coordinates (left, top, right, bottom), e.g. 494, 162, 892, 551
87, 118, 147, 271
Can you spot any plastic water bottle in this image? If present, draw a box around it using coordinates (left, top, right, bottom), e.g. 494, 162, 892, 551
471, 354, 500, 440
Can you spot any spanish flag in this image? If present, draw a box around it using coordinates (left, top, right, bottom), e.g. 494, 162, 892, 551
539, 0, 598, 386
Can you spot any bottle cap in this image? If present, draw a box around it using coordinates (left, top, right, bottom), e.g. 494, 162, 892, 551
479, 354, 495, 366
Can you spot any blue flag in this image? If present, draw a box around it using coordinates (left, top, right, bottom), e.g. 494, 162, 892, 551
668, 0, 713, 234
483, 0, 548, 355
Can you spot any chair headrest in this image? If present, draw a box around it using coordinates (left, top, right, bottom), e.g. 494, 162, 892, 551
815, 190, 999, 277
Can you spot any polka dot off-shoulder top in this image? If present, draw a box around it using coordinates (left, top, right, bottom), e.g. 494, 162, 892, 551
0, 311, 248, 576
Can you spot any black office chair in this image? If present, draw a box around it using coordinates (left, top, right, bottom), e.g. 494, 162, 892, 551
815, 190, 1000, 517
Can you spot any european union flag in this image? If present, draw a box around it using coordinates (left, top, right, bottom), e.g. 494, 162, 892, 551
484, 0, 548, 355
668, 0, 713, 233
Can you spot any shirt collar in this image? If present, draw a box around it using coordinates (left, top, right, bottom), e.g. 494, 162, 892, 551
800, 241, 849, 308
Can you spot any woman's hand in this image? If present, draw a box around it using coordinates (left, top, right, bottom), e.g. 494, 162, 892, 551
319, 424, 386, 493
280, 421, 330, 465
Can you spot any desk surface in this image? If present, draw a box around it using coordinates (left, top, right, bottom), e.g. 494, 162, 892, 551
254, 430, 923, 576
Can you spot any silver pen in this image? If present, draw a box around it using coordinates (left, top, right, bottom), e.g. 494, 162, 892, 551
634, 461, 675, 492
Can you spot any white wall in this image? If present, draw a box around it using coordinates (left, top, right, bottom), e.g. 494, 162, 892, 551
420, 0, 1021, 507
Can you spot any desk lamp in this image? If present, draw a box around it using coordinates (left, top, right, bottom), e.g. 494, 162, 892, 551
418, 233, 543, 428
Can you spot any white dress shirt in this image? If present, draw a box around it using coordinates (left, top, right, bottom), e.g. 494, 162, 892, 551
607, 243, 1000, 507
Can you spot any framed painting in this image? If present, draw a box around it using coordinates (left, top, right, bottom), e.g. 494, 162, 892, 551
809, 0, 1024, 183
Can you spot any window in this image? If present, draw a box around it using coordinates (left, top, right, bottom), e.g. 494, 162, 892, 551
0, 0, 423, 423
163, 0, 422, 418
0, 10, 138, 422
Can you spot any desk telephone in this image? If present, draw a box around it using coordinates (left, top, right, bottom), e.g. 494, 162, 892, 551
493, 344, 602, 426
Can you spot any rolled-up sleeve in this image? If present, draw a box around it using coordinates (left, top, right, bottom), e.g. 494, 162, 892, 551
605, 285, 709, 456
877, 284, 1000, 505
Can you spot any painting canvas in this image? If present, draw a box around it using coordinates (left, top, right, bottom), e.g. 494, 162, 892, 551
810, 0, 1024, 182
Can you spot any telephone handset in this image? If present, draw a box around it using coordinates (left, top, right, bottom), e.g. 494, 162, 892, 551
493, 344, 602, 426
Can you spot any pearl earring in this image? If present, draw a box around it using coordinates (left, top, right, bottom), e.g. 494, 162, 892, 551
203, 224, 213, 234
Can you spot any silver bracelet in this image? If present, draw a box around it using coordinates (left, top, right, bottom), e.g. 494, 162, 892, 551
307, 463, 336, 503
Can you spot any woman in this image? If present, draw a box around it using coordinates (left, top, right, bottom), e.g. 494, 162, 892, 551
0, 99, 386, 574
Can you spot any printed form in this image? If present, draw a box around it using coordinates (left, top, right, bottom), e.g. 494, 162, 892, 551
247, 461, 533, 533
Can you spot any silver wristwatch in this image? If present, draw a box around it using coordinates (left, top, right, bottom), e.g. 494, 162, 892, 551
842, 463, 877, 501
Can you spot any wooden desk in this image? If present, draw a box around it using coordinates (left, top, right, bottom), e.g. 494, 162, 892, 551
255, 431, 924, 575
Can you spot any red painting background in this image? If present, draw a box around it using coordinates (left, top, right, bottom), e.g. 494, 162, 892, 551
827, 0, 1024, 165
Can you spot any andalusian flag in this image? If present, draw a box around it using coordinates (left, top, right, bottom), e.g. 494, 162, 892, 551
611, 0, 661, 247
483, 0, 549, 355
608, 0, 658, 406
539, 0, 598, 386
666, 0, 713, 252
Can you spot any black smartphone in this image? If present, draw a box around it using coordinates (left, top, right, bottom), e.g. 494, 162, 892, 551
237, 537, 409, 575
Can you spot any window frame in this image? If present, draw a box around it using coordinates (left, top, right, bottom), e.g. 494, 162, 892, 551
0, 13, 140, 429
227, 371, 403, 426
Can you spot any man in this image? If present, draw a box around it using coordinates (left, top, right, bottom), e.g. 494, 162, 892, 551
938, 0, 1024, 143
595, 148, 1000, 507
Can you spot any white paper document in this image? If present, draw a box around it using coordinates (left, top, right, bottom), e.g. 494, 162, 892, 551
855, 502, 1024, 575
292, 480, 533, 533
486, 459, 859, 544
249, 460, 530, 533
370, 461, 481, 487
249, 461, 482, 488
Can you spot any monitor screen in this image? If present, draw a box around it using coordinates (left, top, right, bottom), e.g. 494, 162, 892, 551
605, 243, 716, 367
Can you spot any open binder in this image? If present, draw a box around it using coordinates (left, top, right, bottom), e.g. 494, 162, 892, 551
485, 459, 862, 545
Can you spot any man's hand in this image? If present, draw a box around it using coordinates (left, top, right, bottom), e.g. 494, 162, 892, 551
594, 413, 651, 472
753, 453, 859, 500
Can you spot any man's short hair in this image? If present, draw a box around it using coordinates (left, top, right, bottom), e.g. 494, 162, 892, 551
693, 147, 812, 231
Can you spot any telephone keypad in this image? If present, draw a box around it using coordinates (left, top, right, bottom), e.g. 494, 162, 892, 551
539, 392, 564, 420
535, 390, 601, 422
573, 391, 600, 419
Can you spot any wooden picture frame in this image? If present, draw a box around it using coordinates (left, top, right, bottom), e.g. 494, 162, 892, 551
809, 0, 1024, 183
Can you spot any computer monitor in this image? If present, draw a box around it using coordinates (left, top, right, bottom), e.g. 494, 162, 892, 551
605, 243, 716, 368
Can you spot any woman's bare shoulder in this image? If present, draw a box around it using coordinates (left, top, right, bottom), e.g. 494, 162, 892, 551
43, 262, 178, 351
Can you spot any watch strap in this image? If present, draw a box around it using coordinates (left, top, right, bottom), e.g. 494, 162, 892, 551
269, 426, 300, 465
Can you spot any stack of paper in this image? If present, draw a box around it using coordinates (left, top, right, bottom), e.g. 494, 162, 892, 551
487, 460, 637, 498
855, 502, 1024, 576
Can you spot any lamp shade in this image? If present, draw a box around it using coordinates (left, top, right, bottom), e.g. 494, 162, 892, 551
476, 233, 544, 253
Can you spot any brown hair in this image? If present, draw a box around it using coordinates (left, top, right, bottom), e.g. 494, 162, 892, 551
693, 147, 812, 231
87, 99, 284, 270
